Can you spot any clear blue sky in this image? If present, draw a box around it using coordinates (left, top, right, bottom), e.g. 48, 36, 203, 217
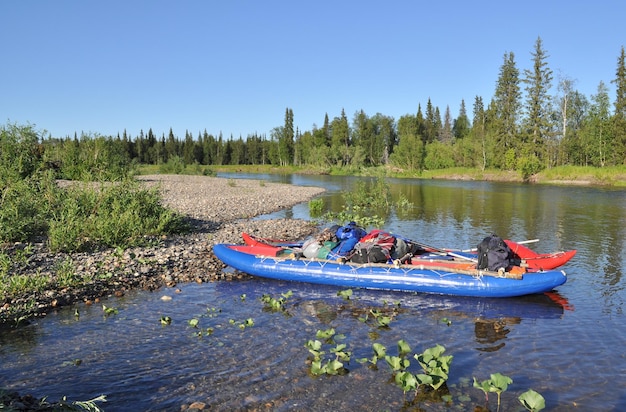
2, 1, 624, 140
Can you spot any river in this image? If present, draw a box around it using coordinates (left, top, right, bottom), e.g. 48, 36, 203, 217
1, 174, 624, 411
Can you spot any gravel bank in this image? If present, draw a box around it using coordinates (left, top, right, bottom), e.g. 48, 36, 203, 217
1, 174, 325, 325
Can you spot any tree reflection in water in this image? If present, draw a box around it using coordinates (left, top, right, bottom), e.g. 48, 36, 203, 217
474, 317, 521, 352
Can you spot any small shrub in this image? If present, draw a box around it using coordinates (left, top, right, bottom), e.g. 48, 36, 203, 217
48, 180, 188, 252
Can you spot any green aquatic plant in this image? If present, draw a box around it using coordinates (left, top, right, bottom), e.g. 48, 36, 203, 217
206, 307, 221, 317
229, 318, 254, 330
384, 340, 412, 373
357, 304, 399, 328
305, 328, 351, 376
337, 288, 353, 300
369, 309, 393, 327
188, 318, 199, 328
357, 342, 388, 366
415, 344, 453, 390
519, 389, 546, 411
395, 193, 414, 213
308, 198, 324, 217
260, 290, 293, 312
160, 315, 172, 325
383, 340, 442, 400
473, 372, 513, 412
379, 341, 454, 402
102, 305, 118, 316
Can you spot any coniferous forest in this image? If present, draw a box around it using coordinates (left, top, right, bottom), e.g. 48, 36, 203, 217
4, 40, 626, 182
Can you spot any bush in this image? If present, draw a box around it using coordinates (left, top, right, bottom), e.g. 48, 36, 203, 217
517, 154, 543, 181
159, 156, 185, 174
0, 171, 60, 243
48, 180, 189, 252
0, 123, 41, 184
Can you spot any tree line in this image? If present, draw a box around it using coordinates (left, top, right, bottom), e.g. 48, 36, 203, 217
20, 39, 626, 180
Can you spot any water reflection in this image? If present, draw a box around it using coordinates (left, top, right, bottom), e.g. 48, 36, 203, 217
474, 318, 515, 352
412, 292, 570, 353
0, 324, 42, 355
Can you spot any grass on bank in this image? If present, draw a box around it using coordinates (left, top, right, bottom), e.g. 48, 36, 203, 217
154, 163, 626, 187
0, 173, 188, 252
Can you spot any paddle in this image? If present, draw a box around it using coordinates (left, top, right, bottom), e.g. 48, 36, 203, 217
393, 234, 478, 263
461, 238, 540, 252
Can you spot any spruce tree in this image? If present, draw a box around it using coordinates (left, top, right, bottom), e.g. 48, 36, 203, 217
472, 96, 487, 170
522, 36, 554, 163
493, 51, 521, 164
453, 99, 471, 139
612, 46, 626, 164
439, 106, 453, 143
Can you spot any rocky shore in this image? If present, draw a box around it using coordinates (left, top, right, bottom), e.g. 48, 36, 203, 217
1, 174, 325, 326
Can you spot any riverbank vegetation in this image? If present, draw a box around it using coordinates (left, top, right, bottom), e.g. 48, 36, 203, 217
10, 39, 625, 187
0, 123, 188, 249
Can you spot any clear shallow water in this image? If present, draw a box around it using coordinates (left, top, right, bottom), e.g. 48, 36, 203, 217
1, 174, 625, 411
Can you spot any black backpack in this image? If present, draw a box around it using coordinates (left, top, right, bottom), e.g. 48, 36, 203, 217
476, 235, 512, 271
349, 230, 396, 264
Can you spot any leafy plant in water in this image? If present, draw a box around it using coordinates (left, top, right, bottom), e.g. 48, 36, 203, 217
337, 288, 353, 300
414, 344, 453, 390
308, 197, 324, 217
384, 340, 412, 373
229, 318, 254, 330
323, 206, 385, 229
188, 318, 199, 328
160, 315, 172, 325
382, 340, 435, 400
261, 290, 293, 312
102, 305, 118, 316
358, 342, 387, 366
518, 389, 546, 411
357, 301, 400, 327
369, 309, 393, 327
473, 372, 513, 412
206, 307, 221, 317
305, 328, 351, 376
